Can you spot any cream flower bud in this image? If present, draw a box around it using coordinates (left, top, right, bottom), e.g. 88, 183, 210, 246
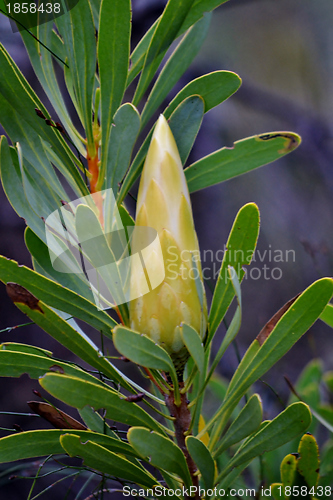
130, 115, 207, 376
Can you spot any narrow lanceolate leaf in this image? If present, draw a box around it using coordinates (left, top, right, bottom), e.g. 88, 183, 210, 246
128, 427, 192, 489
185, 132, 301, 193
60, 434, 157, 488
55, 0, 96, 149
20, 22, 85, 155
104, 103, 140, 197
98, 0, 131, 180
40, 373, 163, 433
132, 0, 195, 107
113, 326, 179, 401
0, 255, 117, 335
186, 436, 215, 490
280, 454, 297, 488
165, 70, 241, 117
127, 0, 230, 86
169, 96, 205, 165
180, 324, 205, 378
213, 394, 263, 458
5, 283, 127, 388
0, 44, 86, 194
297, 433, 320, 488
140, 14, 211, 129
207, 278, 333, 447
0, 349, 101, 385
0, 429, 136, 464
320, 303, 333, 328
208, 203, 260, 343
216, 403, 312, 483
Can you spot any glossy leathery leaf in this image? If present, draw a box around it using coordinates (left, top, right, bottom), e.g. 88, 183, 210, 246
55, 0, 96, 150
5, 288, 128, 389
213, 394, 263, 458
40, 373, 163, 433
0, 429, 137, 463
98, 0, 131, 180
320, 303, 333, 328
128, 427, 192, 488
113, 326, 180, 402
185, 132, 301, 193
169, 96, 205, 165
140, 14, 210, 129
216, 403, 312, 483
297, 433, 320, 488
0, 44, 86, 194
20, 22, 84, 155
0, 342, 52, 357
132, 0, 195, 107
0, 349, 102, 385
0, 255, 117, 334
208, 203, 260, 343
104, 103, 140, 197
280, 454, 297, 488
186, 436, 215, 489
207, 278, 333, 446
180, 323, 205, 379
60, 434, 157, 487
127, 0, 230, 86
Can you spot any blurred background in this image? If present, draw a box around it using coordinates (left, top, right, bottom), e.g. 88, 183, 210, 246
0, 0, 333, 497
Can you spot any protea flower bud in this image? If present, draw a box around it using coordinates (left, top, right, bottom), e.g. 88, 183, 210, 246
129, 114, 207, 377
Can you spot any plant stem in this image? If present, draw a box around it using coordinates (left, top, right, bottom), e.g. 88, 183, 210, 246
165, 383, 200, 500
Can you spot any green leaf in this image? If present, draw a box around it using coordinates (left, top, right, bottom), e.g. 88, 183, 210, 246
113, 326, 180, 404
0, 342, 52, 357
20, 22, 85, 155
181, 323, 205, 378
6, 287, 127, 389
216, 403, 312, 483
320, 303, 333, 328
213, 394, 263, 458
40, 373, 163, 433
140, 14, 210, 129
128, 427, 192, 488
297, 434, 320, 489
208, 278, 333, 446
185, 132, 301, 193
98, 0, 131, 180
0, 349, 101, 384
0, 429, 136, 464
55, 0, 96, 150
78, 406, 118, 439
127, 0, 230, 86
280, 454, 297, 489
0, 255, 117, 335
132, 0, 195, 107
186, 436, 215, 489
0, 44, 87, 194
165, 70, 241, 117
60, 434, 157, 487
208, 203, 260, 343
169, 95, 205, 165
0, 137, 46, 242
104, 103, 140, 196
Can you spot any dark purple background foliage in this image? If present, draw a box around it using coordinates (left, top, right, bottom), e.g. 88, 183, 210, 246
0, 0, 333, 497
